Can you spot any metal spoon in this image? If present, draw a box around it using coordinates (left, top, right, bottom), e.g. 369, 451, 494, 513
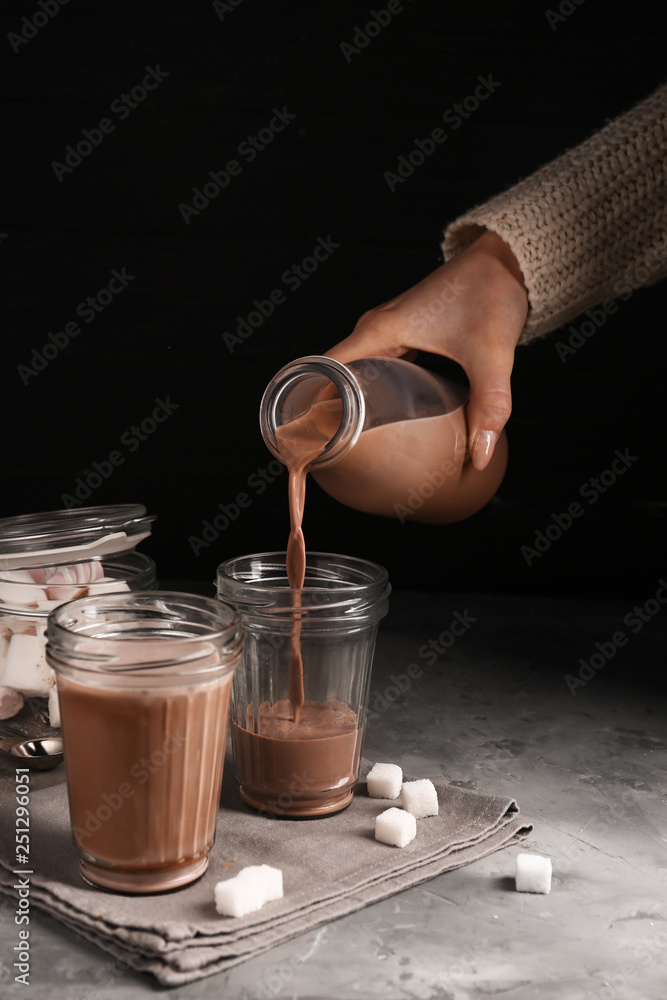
0, 733, 64, 769
0, 701, 64, 770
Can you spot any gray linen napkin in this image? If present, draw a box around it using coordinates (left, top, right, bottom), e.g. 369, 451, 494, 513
0, 754, 532, 985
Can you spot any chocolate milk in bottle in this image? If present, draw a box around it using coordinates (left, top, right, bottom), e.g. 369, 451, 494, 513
260, 355, 508, 524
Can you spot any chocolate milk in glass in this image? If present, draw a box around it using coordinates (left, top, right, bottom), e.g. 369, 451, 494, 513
57, 671, 232, 891
227, 401, 362, 816
47, 593, 242, 892
231, 698, 363, 816
227, 394, 364, 814
224, 545, 388, 816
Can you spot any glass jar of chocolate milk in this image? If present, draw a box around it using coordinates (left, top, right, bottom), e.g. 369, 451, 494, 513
218, 551, 390, 818
260, 356, 507, 523
46, 592, 243, 893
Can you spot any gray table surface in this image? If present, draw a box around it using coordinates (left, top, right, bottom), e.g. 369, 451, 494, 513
1, 589, 665, 999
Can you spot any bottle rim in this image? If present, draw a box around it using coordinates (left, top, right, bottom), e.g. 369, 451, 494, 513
259, 356, 365, 469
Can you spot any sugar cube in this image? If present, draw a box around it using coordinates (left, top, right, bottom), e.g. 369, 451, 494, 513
239, 864, 283, 903
367, 762, 403, 799
401, 778, 438, 818
375, 807, 417, 848
214, 864, 283, 917
515, 852, 552, 894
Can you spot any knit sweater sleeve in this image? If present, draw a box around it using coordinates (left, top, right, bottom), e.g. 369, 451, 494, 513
441, 83, 667, 344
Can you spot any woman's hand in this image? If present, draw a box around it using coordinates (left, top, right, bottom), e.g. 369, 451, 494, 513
324, 230, 529, 471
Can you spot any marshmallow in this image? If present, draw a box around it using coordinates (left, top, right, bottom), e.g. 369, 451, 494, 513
367, 762, 403, 799
0, 577, 47, 608
515, 853, 552, 894
2, 633, 53, 697
214, 865, 283, 918
0, 630, 10, 684
48, 684, 61, 728
401, 778, 439, 819
0, 570, 37, 584
44, 586, 88, 603
0, 686, 24, 720
0, 617, 39, 636
375, 807, 417, 848
43, 560, 105, 599
1, 563, 106, 607
41, 560, 104, 586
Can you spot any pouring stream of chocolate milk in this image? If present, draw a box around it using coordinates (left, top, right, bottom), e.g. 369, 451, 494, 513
275, 398, 343, 723
272, 363, 506, 725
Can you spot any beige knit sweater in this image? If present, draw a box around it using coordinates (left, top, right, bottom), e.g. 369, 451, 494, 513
442, 83, 667, 343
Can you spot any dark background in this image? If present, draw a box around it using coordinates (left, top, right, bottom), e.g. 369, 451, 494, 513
2, 0, 665, 599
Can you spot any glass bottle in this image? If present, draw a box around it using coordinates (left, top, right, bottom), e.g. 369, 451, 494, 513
259, 355, 508, 524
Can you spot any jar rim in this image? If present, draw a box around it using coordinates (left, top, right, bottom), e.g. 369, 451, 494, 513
218, 550, 389, 591
46, 591, 243, 677
216, 551, 391, 627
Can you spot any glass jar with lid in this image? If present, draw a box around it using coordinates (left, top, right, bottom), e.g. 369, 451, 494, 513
0, 503, 157, 729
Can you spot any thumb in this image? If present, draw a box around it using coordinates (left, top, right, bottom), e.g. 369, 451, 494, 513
465, 358, 514, 472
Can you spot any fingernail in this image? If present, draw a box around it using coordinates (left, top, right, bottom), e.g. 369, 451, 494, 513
472, 430, 497, 472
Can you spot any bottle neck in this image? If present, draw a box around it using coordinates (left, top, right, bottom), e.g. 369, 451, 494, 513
259, 356, 365, 469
